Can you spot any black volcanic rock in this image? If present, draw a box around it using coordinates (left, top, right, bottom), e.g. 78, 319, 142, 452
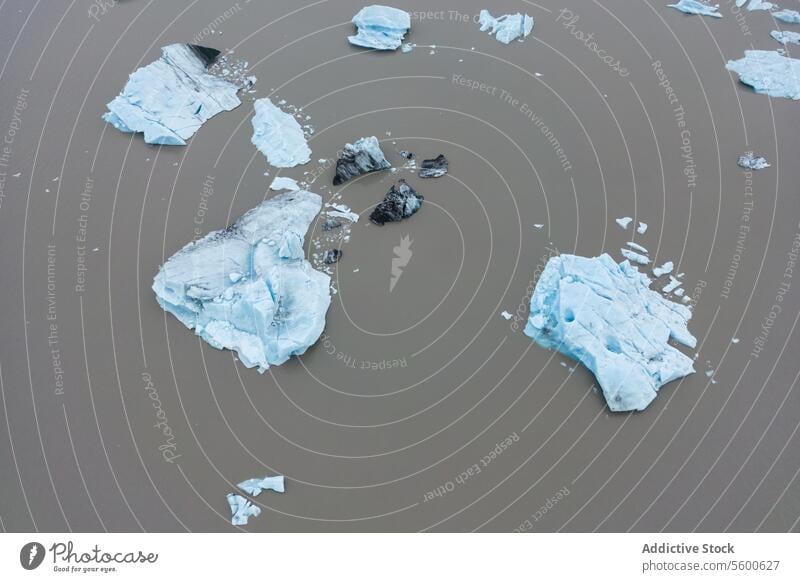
333, 136, 391, 185
369, 180, 424, 226
418, 154, 448, 178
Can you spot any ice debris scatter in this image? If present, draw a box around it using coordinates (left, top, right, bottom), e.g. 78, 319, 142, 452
251, 98, 312, 168
103, 44, 244, 145
774, 9, 800, 23
152, 190, 331, 373
726, 50, 800, 100
616, 217, 633, 229
348, 5, 410, 50
238, 475, 285, 496
477, 10, 534, 44
270, 176, 301, 191
771, 30, 800, 45
227, 494, 260, 526
524, 253, 697, 412
333, 136, 391, 184
418, 154, 449, 178
667, 1, 723, 18
370, 179, 423, 225
737, 151, 771, 170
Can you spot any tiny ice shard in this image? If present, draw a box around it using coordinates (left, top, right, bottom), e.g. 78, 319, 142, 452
726, 50, 800, 100
667, 1, 723, 18
737, 151, 771, 170
478, 10, 533, 44
238, 475, 285, 496
500, 310, 513, 320
323, 249, 343, 264
152, 190, 331, 373
616, 216, 633, 229
348, 5, 410, 51
333, 136, 391, 185
251, 98, 312, 168
103, 44, 245, 145
418, 154, 449, 178
524, 254, 696, 412
621, 248, 650, 265
771, 30, 800, 45
270, 176, 301, 191
773, 9, 800, 23
227, 493, 260, 526
370, 179, 423, 225
637, 222, 648, 234
653, 261, 674, 277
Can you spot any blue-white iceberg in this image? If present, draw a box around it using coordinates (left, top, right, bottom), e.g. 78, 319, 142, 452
348, 5, 410, 50
478, 10, 534, 44
524, 254, 697, 412
726, 50, 800, 100
227, 493, 260, 526
251, 98, 312, 168
103, 44, 243, 145
667, 0, 723, 18
238, 475, 285, 496
152, 190, 331, 372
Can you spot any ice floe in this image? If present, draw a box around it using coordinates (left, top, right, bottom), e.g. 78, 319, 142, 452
626, 241, 649, 254
348, 5, 410, 50
325, 202, 360, 223
525, 253, 696, 412
737, 151, 771, 170
227, 493, 260, 526
270, 176, 301, 191
653, 261, 674, 277
477, 10, 534, 44
771, 30, 800, 45
616, 216, 633, 229
418, 154, 449, 178
667, 1, 723, 18
251, 98, 312, 168
621, 248, 650, 265
773, 8, 800, 23
238, 475, 285, 496
726, 50, 800, 100
333, 136, 391, 185
745, 0, 775, 10
370, 179, 423, 225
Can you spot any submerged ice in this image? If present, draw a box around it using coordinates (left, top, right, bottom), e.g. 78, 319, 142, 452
478, 10, 534, 44
348, 5, 410, 50
103, 44, 244, 145
524, 254, 696, 412
152, 190, 331, 373
667, 1, 723, 18
726, 50, 800, 100
251, 98, 312, 168
333, 136, 391, 184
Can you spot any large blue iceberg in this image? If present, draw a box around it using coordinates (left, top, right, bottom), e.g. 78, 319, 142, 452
152, 190, 331, 372
667, 0, 723, 18
726, 50, 800, 100
478, 10, 534, 44
524, 254, 697, 412
103, 44, 243, 145
348, 5, 410, 50
251, 98, 312, 168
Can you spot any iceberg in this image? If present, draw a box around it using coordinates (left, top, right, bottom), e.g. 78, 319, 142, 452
103, 44, 245, 145
726, 50, 800, 100
626, 241, 649, 254
667, 1, 723, 18
370, 179, 423, 225
524, 254, 696, 412
270, 176, 301, 191
333, 136, 391, 185
478, 10, 534, 44
418, 154, 449, 178
773, 9, 800, 23
238, 475, 285, 496
152, 190, 331, 373
227, 493, 260, 526
663, 276, 682, 293
348, 5, 410, 51
251, 98, 312, 168
771, 30, 800, 45
737, 151, 771, 170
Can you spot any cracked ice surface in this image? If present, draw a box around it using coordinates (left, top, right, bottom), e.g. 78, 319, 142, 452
251, 98, 312, 168
152, 190, 331, 373
524, 254, 696, 412
348, 5, 410, 50
478, 10, 533, 44
238, 475, 285, 496
667, 1, 723, 18
726, 50, 800, 100
103, 44, 244, 145
227, 494, 260, 526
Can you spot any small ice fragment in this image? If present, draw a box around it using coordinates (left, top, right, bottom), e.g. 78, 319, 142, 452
626, 241, 649, 254
500, 310, 513, 320
251, 98, 312, 168
348, 5, 411, 51
732, 337, 740, 344
477, 10, 533, 44
653, 261, 674, 277
229, 272, 243, 283
621, 248, 650, 265
401, 43, 414, 53
418, 154, 448, 178
771, 30, 800, 45
663, 276, 682, 293
746, 0, 775, 10
705, 369, 714, 377
370, 179, 423, 225
726, 50, 800, 100
237, 475, 285, 496
674, 288, 685, 297
326, 202, 359, 223
637, 222, 648, 234
667, 1, 723, 18
533, 224, 544, 229
226, 493, 261, 526
322, 219, 342, 231
270, 176, 301, 191
333, 136, 391, 185
773, 9, 800, 24
737, 151, 770, 170
323, 249, 343, 264
616, 216, 633, 229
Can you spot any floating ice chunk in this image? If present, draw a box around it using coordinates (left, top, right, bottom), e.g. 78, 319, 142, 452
333, 136, 391, 184
401, 43, 415, 53
637, 222, 648, 234
746, 0, 775, 10
735, 0, 747, 6
477, 10, 534, 44
773, 8, 800, 23
771, 30, 800, 45
251, 98, 312, 168
533, 224, 544, 229
326, 203, 359, 223
616, 216, 633, 229
418, 154, 449, 178
501, 311, 513, 320
370, 179, 423, 225
621, 248, 650, 265
726, 50, 800, 100
524, 254, 696, 412
663, 275, 682, 293
626, 241, 649, 254
322, 219, 342, 231
152, 190, 331, 373
667, 1, 723, 18
653, 261, 674, 277
348, 5, 410, 51
737, 151, 771, 170
103, 44, 244, 145
732, 337, 740, 343
323, 249, 343, 264
237, 475, 285, 496
270, 176, 301, 191
227, 493, 260, 526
